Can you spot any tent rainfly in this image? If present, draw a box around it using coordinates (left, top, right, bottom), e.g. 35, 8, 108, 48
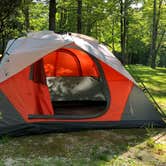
0, 31, 165, 136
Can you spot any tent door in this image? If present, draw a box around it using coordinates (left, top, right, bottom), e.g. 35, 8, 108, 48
29, 48, 110, 119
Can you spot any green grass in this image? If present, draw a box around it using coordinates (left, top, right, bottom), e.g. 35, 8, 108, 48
0, 65, 166, 166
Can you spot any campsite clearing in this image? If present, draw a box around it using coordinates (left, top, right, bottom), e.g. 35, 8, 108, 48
0, 65, 166, 166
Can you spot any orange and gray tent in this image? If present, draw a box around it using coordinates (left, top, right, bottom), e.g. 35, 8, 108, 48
0, 31, 165, 136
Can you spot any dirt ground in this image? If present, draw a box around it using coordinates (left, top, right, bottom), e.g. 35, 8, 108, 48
0, 128, 165, 166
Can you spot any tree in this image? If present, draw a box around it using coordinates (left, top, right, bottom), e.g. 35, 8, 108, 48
29, 1, 49, 31
0, 0, 22, 53
120, 0, 125, 64
0, 0, 165, 67
120, 0, 131, 65
149, 0, 165, 68
77, 0, 82, 33
22, 0, 32, 32
49, 0, 56, 31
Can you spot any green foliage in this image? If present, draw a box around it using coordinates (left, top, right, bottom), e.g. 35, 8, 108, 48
30, 2, 49, 31
0, 0, 22, 53
147, 138, 155, 148
0, 136, 10, 144
0, 0, 165, 66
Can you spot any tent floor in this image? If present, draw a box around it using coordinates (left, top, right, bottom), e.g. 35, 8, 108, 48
52, 101, 107, 116
28, 101, 107, 119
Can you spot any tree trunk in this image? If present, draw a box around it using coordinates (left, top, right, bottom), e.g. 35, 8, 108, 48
112, 18, 115, 52
150, 0, 157, 68
124, 0, 129, 64
95, 22, 98, 39
120, 0, 129, 65
23, 5, 30, 32
22, 0, 31, 32
149, 0, 163, 68
120, 0, 125, 65
49, 0, 56, 31
86, 3, 91, 35
59, 8, 67, 32
59, 8, 63, 30
77, 0, 82, 33
86, 22, 91, 35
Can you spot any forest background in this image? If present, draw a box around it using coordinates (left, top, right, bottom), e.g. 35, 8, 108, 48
0, 0, 165, 69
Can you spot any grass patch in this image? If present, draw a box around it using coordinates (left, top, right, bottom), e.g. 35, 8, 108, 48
0, 136, 10, 144
0, 129, 165, 165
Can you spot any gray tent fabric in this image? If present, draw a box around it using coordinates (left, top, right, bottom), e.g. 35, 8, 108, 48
0, 91, 25, 129
122, 85, 163, 121
0, 31, 135, 83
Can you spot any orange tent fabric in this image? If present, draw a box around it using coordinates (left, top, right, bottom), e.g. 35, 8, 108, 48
43, 48, 100, 77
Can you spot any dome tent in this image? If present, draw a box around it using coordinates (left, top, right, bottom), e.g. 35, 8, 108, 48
0, 31, 165, 136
